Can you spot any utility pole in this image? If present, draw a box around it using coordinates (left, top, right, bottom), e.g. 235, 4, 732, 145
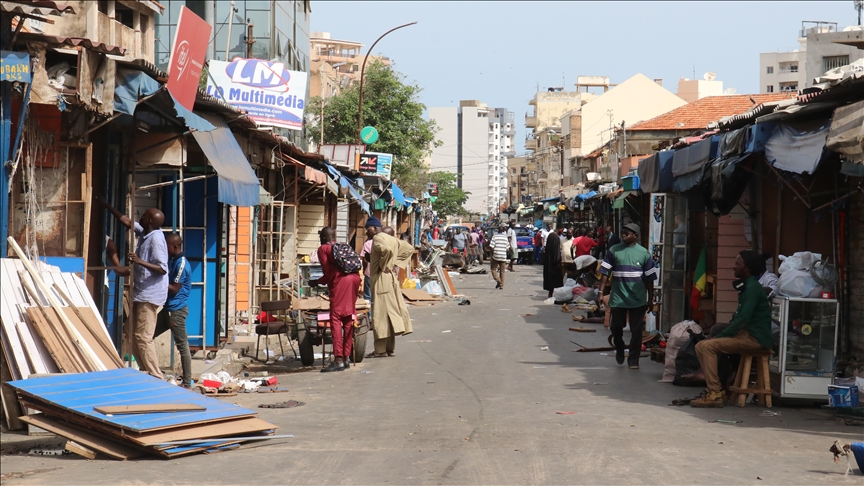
245, 21, 255, 58
224, 0, 236, 59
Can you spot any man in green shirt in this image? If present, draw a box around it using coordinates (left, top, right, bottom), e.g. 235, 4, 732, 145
598, 223, 656, 369
691, 250, 772, 408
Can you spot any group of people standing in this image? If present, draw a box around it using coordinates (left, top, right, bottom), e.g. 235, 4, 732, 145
309, 216, 414, 372
97, 197, 193, 387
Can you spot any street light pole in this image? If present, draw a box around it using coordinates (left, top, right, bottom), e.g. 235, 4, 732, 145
354, 21, 417, 143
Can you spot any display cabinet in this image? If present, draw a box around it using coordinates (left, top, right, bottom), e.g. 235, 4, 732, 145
298, 263, 326, 298
769, 297, 838, 399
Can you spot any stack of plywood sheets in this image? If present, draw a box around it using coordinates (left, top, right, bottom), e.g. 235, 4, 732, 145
0, 255, 122, 430
10, 369, 279, 459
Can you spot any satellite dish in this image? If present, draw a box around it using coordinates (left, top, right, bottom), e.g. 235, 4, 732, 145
703, 72, 716, 81
725, 87, 737, 94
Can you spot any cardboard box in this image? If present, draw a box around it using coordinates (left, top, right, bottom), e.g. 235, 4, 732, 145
827, 385, 859, 407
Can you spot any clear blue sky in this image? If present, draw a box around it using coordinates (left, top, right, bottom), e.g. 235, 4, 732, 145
311, 1, 859, 152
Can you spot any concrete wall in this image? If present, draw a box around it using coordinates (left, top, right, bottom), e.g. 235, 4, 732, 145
804, 29, 864, 87
676, 79, 724, 102
461, 106, 492, 214
845, 194, 864, 357
580, 73, 687, 155
428, 107, 459, 174
759, 51, 805, 93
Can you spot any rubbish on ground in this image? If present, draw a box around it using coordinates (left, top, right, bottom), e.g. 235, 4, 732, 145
561, 304, 572, 313
571, 340, 616, 352
401, 288, 444, 302
556, 412, 576, 415
543, 298, 555, 304
442, 330, 451, 333
361, 371, 374, 374
540, 346, 549, 351
712, 419, 742, 424
599, 353, 609, 356
593, 382, 609, 385
29, 448, 70, 456
10, 368, 279, 460
257, 387, 290, 393
448, 272, 461, 277
572, 315, 584, 322
521, 314, 533, 317
569, 327, 596, 332
533, 366, 547, 369
458, 299, 471, 306
258, 401, 305, 409
760, 410, 781, 416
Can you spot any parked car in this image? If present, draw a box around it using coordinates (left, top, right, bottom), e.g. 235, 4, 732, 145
513, 226, 535, 265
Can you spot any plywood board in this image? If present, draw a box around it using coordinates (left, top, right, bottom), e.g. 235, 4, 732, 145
400, 289, 443, 302
25, 307, 82, 373
133, 417, 277, 446
15, 322, 49, 375
57, 308, 119, 370
19, 414, 143, 460
95, 404, 206, 415
10, 368, 258, 433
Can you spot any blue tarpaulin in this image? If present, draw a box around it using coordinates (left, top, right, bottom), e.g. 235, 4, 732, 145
390, 182, 407, 206
114, 69, 214, 132
192, 113, 260, 207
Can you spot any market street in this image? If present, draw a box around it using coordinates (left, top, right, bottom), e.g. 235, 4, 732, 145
1, 267, 861, 485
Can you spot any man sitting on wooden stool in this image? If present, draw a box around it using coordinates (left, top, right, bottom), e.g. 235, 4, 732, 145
691, 250, 772, 408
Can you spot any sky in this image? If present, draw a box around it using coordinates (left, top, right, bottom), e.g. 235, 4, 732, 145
310, 1, 859, 153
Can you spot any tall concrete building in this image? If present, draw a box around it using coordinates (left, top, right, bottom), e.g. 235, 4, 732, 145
309, 32, 392, 99
429, 101, 514, 215
759, 21, 863, 94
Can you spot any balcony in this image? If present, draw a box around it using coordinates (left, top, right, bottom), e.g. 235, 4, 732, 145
525, 115, 537, 128
98, 12, 149, 61
525, 139, 537, 150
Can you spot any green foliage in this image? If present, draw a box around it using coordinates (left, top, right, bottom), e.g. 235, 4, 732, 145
306, 60, 441, 192
428, 172, 469, 218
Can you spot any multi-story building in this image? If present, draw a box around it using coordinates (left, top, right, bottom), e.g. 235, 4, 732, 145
760, 21, 864, 94
507, 156, 536, 207
153, 0, 312, 146
429, 101, 514, 215
309, 31, 391, 99
525, 87, 595, 152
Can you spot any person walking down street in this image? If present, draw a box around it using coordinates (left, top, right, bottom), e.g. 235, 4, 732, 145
451, 228, 468, 256
488, 225, 510, 290
507, 221, 518, 271
310, 227, 362, 373
360, 216, 382, 302
597, 223, 656, 369
542, 230, 563, 298
368, 227, 414, 358
690, 250, 773, 407
154, 234, 193, 387
96, 195, 168, 380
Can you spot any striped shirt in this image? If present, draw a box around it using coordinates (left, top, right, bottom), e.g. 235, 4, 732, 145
599, 242, 657, 308
489, 233, 511, 262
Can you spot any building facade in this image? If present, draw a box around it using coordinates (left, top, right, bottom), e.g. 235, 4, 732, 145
308, 31, 391, 99
759, 21, 864, 94
428, 101, 514, 215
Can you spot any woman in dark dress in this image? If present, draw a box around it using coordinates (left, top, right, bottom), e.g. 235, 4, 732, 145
542, 231, 563, 297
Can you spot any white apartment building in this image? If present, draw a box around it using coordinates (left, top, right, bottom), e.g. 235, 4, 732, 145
760, 21, 864, 94
429, 101, 514, 215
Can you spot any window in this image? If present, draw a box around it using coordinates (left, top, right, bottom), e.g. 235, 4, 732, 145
766, 66, 773, 74
766, 85, 774, 93
823, 55, 849, 72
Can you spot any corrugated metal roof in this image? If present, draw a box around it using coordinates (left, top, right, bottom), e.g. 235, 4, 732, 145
711, 99, 797, 130
16, 32, 125, 55
1, 1, 74, 16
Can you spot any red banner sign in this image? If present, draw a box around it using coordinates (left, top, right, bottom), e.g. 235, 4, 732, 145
167, 6, 211, 111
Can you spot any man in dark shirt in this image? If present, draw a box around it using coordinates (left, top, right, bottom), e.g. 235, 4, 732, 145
691, 250, 772, 408
154, 234, 192, 387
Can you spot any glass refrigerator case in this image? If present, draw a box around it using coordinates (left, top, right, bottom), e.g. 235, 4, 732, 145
769, 297, 838, 400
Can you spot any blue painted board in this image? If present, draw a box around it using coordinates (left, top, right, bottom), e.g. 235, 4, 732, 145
38, 256, 84, 274
9, 368, 255, 433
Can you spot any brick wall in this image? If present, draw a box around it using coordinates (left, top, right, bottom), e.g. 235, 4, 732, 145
846, 195, 864, 357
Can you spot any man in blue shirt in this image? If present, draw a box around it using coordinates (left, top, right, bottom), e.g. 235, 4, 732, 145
155, 234, 193, 387
97, 196, 168, 380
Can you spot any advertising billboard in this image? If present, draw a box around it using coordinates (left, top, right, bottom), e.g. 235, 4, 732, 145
167, 7, 210, 111
206, 59, 308, 131
358, 152, 392, 179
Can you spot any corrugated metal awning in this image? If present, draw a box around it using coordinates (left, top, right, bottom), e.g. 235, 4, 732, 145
16, 32, 125, 55
1, 1, 75, 17
192, 114, 261, 207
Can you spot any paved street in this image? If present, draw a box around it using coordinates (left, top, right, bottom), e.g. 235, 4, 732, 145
1, 266, 861, 485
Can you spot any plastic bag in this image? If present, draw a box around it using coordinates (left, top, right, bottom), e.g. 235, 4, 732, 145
553, 283, 576, 302
778, 251, 822, 274
422, 281, 443, 295
777, 268, 819, 297
673, 330, 705, 386
543, 297, 556, 305
661, 321, 702, 383
402, 278, 418, 289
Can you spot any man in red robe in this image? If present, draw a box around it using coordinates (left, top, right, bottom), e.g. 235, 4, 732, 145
309, 227, 362, 372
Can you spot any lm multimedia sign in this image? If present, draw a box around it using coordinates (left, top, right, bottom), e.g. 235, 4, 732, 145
167, 6, 210, 110
206, 59, 308, 131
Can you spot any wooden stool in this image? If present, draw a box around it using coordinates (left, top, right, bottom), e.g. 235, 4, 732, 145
728, 350, 773, 408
